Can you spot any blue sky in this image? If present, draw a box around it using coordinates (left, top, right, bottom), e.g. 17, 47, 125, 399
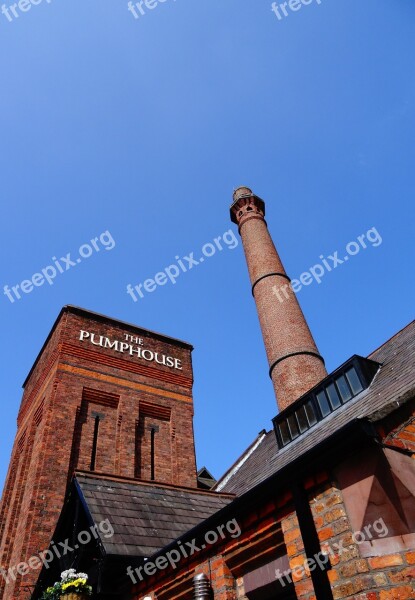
0, 0, 414, 491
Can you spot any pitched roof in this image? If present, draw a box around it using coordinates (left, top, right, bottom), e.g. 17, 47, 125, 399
197, 467, 217, 490
75, 473, 234, 557
216, 320, 415, 496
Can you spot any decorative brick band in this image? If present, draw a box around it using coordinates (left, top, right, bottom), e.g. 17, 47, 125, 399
139, 401, 171, 420
269, 350, 326, 378
252, 272, 291, 296
58, 363, 193, 404
82, 387, 120, 409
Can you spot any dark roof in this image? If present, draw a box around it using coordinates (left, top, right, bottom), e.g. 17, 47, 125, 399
24, 305, 193, 387
216, 320, 415, 496
75, 473, 233, 557
197, 467, 217, 489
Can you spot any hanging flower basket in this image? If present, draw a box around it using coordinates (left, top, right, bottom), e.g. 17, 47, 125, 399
41, 570, 92, 600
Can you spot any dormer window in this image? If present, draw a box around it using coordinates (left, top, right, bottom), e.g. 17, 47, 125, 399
273, 356, 380, 449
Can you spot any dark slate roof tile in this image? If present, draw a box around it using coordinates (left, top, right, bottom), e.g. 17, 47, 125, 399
76, 475, 233, 557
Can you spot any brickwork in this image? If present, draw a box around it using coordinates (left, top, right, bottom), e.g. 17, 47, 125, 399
379, 402, 415, 455
282, 511, 311, 599
132, 491, 293, 600
0, 307, 197, 599
0, 369, 59, 600
195, 559, 237, 600
310, 481, 415, 599
131, 461, 414, 600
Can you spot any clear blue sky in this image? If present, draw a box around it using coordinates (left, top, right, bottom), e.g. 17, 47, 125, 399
0, 0, 414, 492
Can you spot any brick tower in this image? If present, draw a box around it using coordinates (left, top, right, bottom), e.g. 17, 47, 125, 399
0, 306, 197, 599
230, 187, 327, 410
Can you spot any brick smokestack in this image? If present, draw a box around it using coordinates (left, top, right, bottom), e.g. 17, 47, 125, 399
230, 187, 327, 411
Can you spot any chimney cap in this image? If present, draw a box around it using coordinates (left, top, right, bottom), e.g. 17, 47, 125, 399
232, 186, 253, 202
230, 187, 265, 224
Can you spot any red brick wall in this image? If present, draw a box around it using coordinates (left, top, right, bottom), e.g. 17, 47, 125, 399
310, 479, 415, 599
136, 412, 172, 482
0, 326, 62, 599
132, 466, 414, 600
0, 307, 197, 599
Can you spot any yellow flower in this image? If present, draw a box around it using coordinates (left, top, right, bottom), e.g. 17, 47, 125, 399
62, 578, 86, 591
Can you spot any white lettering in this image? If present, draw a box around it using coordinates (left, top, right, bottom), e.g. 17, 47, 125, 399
124, 334, 144, 345
104, 338, 119, 351
154, 352, 167, 366
90, 334, 103, 346
78, 330, 182, 369
141, 349, 154, 361
129, 345, 142, 357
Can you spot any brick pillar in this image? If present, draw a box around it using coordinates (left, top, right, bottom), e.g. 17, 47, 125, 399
196, 558, 237, 600
230, 187, 327, 410
281, 512, 315, 599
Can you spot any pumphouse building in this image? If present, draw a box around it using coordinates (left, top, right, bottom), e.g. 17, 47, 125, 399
0, 188, 414, 600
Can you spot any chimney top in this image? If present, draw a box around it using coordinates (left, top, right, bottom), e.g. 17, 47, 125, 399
230, 187, 265, 224
232, 186, 253, 203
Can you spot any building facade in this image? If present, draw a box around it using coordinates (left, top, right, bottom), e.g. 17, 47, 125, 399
0, 307, 199, 598
122, 189, 415, 600
1, 188, 414, 600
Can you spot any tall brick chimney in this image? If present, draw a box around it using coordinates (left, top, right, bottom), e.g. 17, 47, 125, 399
230, 187, 327, 411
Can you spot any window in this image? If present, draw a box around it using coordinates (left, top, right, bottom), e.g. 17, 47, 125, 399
296, 406, 309, 433
273, 355, 380, 448
336, 375, 352, 402
346, 367, 363, 395
278, 421, 291, 446
304, 400, 318, 426
326, 383, 341, 410
287, 415, 299, 439
316, 390, 330, 417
